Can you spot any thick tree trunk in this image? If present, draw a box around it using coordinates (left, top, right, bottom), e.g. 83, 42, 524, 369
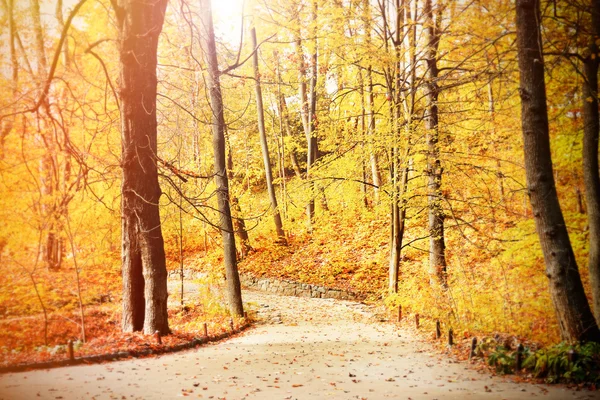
251, 28, 286, 243
583, 0, 600, 324
113, 0, 170, 335
199, 0, 244, 317
515, 0, 600, 342
424, 0, 447, 288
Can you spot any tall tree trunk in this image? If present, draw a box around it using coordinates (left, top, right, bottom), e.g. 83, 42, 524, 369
275, 52, 303, 179
424, 0, 447, 288
583, 0, 600, 324
198, 0, 244, 317
113, 0, 170, 335
251, 27, 286, 243
30, 0, 62, 271
363, 0, 382, 203
30, 0, 47, 71
294, 29, 315, 227
357, 68, 370, 208
515, 0, 600, 342
305, 1, 319, 227
388, 0, 407, 293
55, 0, 70, 66
366, 66, 382, 203
296, 35, 309, 142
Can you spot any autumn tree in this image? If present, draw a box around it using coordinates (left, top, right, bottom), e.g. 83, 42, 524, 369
423, 0, 447, 287
198, 0, 244, 317
515, 0, 600, 342
111, 0, 170, 334
30, 0, 65, 271
251, 27, 286, 243
581, 0, 600, 323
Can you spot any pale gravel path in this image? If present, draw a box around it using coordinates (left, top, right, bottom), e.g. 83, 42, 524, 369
0, 289, 599, 400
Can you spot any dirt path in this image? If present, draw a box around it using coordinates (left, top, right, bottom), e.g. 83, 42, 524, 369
0, 289, 598, 400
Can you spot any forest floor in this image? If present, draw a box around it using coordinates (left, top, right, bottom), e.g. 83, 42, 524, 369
1, 285, 598, 400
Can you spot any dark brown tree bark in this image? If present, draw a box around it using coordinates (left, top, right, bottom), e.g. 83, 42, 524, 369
198, 0, 244, 317
112, 0, 170, 334
251, 27, 286, 243
582, 0, 600, 323
516, 0, 600, 342
424, 0, 447, 288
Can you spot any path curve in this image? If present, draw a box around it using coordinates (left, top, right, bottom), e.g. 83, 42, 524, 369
0, 290, 598, 399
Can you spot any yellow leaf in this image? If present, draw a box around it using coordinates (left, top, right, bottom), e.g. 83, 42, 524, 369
586, 96, 594, 103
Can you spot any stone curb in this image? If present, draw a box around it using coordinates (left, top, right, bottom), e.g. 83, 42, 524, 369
240, 273, 369, 301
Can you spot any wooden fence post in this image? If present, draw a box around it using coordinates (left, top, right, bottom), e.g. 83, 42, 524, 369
398, 305, 402, 323
415, 314, 420, 329
230, 318, 235, 331
567, 348, 577, 364
448, 328, 453, 346
469, 337, 477, 360
154, 330, 162, 345
515, 343, 524, 372
435, 320, 441, 339
67, 340, 74, 361
203, 322, 208, 337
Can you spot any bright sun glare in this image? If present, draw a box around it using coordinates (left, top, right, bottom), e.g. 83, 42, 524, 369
207, 0, 246, 44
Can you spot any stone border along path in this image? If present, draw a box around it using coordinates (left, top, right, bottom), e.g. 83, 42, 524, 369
167, 270, 371, 301
240, 274, 367, 301
1, 286, 599, 399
